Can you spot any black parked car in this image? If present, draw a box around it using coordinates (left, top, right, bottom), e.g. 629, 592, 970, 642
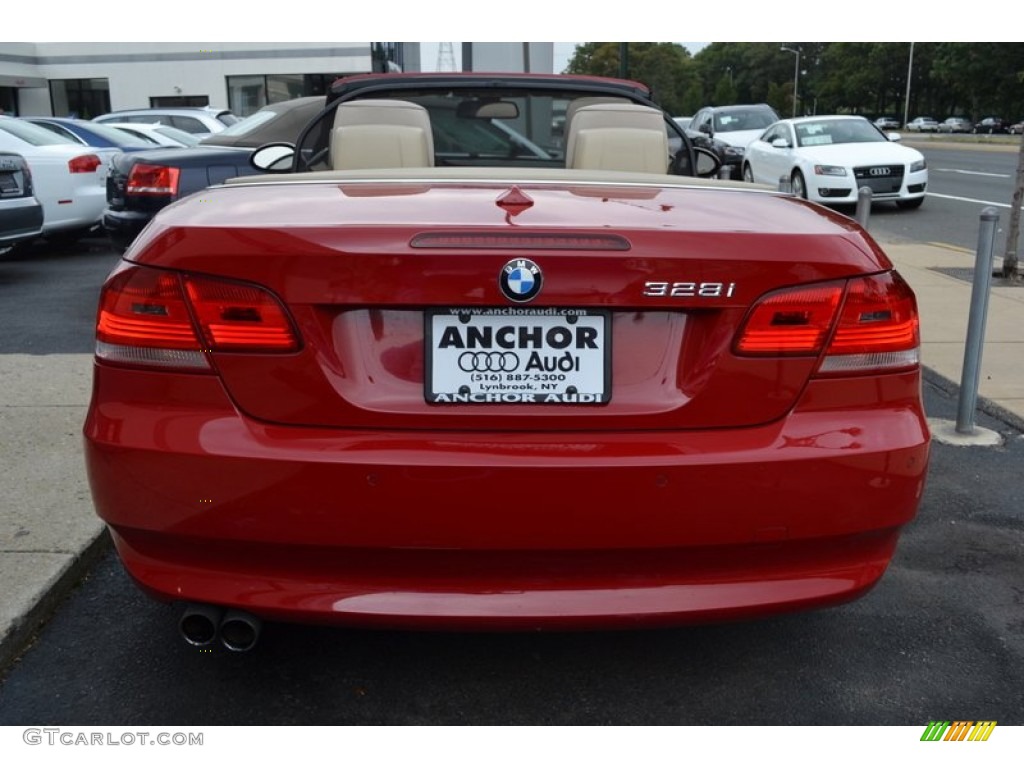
974, 117, 1006, 134
686, 104, 779, 180
103, 97, 325, 249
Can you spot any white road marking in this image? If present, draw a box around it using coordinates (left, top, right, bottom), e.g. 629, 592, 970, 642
933, 168, 1011, 178
927, 192, 1022, 209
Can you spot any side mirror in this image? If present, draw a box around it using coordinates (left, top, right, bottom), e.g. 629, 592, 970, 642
771, 138, 790, 149
251, 143, 295, 172
887, 132, 902, 142
694, 147, 722, 178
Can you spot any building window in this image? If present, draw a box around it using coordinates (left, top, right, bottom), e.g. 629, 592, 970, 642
226, 73, 350, 117
267, 74, 304, 102
0, 86, 18, 116
49, 78, 110, 119
227, 75, 266, 117
150, 95, 210, 108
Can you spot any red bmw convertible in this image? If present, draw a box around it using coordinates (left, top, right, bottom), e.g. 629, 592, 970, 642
84, 73, 930, 650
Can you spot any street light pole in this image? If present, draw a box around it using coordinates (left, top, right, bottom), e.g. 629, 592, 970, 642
903, 42, 915, 130
780, 46, 800, 117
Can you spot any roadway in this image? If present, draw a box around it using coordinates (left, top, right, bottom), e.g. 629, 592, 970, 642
871, 142, 1022, 252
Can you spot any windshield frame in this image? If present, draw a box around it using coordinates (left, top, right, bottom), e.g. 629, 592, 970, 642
291, 79, 694, 176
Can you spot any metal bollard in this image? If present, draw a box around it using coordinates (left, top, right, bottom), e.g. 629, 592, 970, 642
955, 208, 1000, 434
778, 176, 792, 194
854, 186, 872, 228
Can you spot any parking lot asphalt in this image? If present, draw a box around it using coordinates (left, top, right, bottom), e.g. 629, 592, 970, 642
1, 231, 1023, 679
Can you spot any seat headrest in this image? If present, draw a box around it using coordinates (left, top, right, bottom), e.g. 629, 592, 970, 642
330, 99, 434, 170
566, 103, 669, 174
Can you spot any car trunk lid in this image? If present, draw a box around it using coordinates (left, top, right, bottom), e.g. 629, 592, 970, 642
124, 176, 897, 431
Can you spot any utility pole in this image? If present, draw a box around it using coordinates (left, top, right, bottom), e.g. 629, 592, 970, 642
903, 42, 914, 129
1004, 128, 1024, 280
780, 46, 800, 117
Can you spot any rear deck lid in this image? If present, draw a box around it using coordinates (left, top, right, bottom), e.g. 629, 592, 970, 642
126, 176, 902, 431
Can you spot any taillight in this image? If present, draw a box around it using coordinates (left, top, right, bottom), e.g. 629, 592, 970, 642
183, 277, 298, 351
818, 272, 919, 375
95, 264, 299, 370
735, 272, 919, 375
735, 281, 844, 355
126, 163, 180, 196
68, 154, 102, 174
20, 160, 33, 195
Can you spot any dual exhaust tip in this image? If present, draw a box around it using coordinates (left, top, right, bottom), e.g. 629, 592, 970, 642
179, 604, 262, 652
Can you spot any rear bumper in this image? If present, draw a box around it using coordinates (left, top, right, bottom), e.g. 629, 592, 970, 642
0, 197, 44, 245
84, 364, 930, 629
110, 527, 902, 630
102, 207, 152, 248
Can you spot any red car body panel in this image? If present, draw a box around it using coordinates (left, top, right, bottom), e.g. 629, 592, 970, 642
119, 182, 892, 433
84, 177, 929, 629
85, 365, 926, 629
84, 80, 930, 632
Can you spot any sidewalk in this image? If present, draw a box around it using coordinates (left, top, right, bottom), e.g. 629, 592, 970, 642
0, 352, 104, 670
885, 241, 1024, 428
1, 237, 1022, 670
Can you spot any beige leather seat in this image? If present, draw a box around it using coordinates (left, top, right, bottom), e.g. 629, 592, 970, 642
330, 99, 434, 170
566, 103, 669, 174
563, 96, 628, 139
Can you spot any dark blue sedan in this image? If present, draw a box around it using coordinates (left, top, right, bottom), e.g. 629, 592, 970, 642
23, 117, 160, 152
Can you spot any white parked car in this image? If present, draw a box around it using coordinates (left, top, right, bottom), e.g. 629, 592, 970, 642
742, 115, 927, 209
0, 117, 113, 243
103, 122, 201, 148
93, 107, 237, 138
906, 116, 939, 132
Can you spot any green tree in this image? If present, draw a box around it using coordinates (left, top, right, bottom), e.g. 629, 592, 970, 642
682, 82, 704, 115
573, 42, 1024, 123
766, 82, 788, 116
713, 73, 738, 106
565, 42, 698, 115
932, 43, 1024, 120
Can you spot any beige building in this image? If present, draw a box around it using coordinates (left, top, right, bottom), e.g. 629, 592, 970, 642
0, 43, 418, 118
0, 42, 559, 119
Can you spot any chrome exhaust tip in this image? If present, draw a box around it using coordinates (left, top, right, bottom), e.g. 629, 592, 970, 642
179, 603, 223, 647
219, 609, 262, 652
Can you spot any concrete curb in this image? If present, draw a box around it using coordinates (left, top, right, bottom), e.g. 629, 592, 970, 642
922, 366, 1024, 436
0, 529, 110, 674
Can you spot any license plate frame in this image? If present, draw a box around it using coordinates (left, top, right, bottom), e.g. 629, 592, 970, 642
426, 308, 611, 405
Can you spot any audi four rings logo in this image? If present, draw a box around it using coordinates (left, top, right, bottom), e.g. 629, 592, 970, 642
499, 258, 543, 303
459, 351, 520, 372
869, 167, 890, 176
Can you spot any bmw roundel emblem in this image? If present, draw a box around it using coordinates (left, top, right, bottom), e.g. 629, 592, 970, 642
499, 258, 543, 303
